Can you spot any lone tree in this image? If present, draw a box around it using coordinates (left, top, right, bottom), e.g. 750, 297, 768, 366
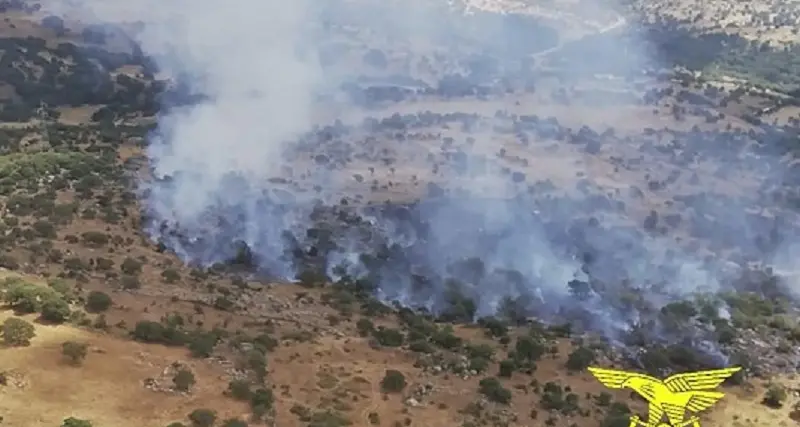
565, 346, 595, 371
763, 383, 787, 408
85, 291, 112, 313
3, 281, 42, 313
173, 368, 196, 392
61, 417, 92, 427
188, 408, 217, 427
221, 419, 249, 427
62, 341, 89, 365
2, 317, 35, 346
41, 296, 71, 323
380, 369, 407, 393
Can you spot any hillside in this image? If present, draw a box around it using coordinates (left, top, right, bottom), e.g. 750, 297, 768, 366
0, 0, 799, 427
3, 269, 800, 427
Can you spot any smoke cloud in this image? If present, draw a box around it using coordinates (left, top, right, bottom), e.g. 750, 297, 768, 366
43, 0, 800, 364
44, 0, 326, 272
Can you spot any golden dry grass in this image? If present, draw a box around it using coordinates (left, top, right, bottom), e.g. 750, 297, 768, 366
0, 302, 795, 427
0, 310, 248, 427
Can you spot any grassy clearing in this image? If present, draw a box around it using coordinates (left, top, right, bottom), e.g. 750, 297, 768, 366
0, 309, 247, 427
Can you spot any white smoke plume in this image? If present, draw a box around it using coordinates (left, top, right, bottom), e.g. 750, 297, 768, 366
44, 0, 323, 255
39, 0, 799, 365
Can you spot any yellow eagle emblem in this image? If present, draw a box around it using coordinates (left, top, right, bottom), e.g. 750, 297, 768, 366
588, 366, 741, 427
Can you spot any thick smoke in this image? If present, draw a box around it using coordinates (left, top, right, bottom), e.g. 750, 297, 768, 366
44, 0, 325, 275
45, 0, 799, 364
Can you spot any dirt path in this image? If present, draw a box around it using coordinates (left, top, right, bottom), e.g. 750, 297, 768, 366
531, 13, 627, 59
459, 0, 628, 59
358, 380, 383, 424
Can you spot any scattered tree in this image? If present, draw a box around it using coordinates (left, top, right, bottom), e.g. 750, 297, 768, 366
188, 332, 218, 358
62, 418, 92, 427
62, 341, 89, 365
173, 368, 196, 392
188, 409, 217, 427
250, 388, 275, 419
227, 379, 252, 400
221, 419, 248, 427
566, 346, 595, 371
161, 268, 181, 283
381, 369, 407, 393
1, 317, 35, 346
85, 291, 112, 312
121, 257, 143, 275
515, 335, 546, 361
478, 377, 512, 404
373, 327, 404, 347
763, 383, 788, 408
41, 297, 71, 323
498, 359, 516, 378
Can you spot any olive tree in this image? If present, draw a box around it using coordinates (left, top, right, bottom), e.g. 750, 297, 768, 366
2, 317, 35, 346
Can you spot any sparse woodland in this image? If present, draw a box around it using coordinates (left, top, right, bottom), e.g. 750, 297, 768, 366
0, 0, 797, 427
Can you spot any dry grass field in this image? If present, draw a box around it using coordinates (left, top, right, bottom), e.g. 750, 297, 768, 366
0, 310, 249, 427
3, 294, 799, 427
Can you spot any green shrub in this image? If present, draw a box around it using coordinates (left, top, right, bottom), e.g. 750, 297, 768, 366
81, 231, 109, 246
498, 359, 516, 378
478, 377, 512, 404
131, 320, 186, 346
373, 327, 404, 347
62, 417, 92, 427
515, 336, 546, 361
32, 220, 57, 238
121, 257, 143, 275
600, 402, 631, 427
213, 296, 234, 311
41, 296, 71, 323
356, 318, 374, 336
227, 379, 252, 400
173, 368, 196, 392
479, 316, 508, 337
3, 281, 44, 313
763, 383, 787, 408
468, 356, 490, 373
2, 317, 35, 346
250, 388, 275, 419
85, 291, 112, 312
62, 341, 89, 365
540, 382, 565, 411
565, 346, 595, 371
381, 369, 407, 393
252, 333, 278, 352
188, 409, 217, 427
595, 392, 612, 406
408, 340, 434, 353
162, 268, 181, 283
221, 419, 248, 427
188, 332, 218, 358
120, 275, 141, 290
